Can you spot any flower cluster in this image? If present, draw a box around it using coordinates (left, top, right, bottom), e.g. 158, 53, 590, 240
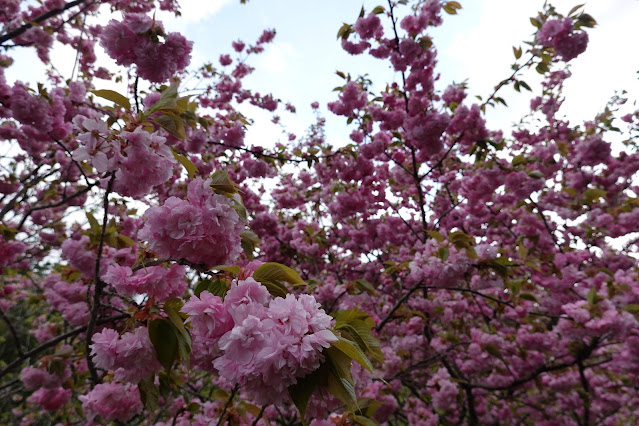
73, 120, 177, 198
139, 178, 244, 267
79, 382, 143, 422
537, 18, 588, 61
99, 13, 193, 83
90, 326, 162, 383
181, 277, 337, 404
103, 263, 187, 301
21, 365, 72, 412
42, 275, 90, 326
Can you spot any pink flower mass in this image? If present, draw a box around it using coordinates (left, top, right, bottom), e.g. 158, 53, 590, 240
100, 13, 193, 83
2, 0, 639, 425
139, 177, 244, 266
182, 278, 337, 405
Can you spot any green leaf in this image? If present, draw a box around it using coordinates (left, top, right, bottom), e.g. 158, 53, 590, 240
438, 246, 450, 262
449, 231, 475, 251
154, 112, 186, 140
260, 280, 289, 298
530, 17, 542, 29
91, 89, 131, 111
353, 279, 377, 296
209, 170, 238, 195
576, 13, 596, 28
138, 374, 159, 411
148, 318, 179, 371
351, 415, 378, 426
233, 199, 248, 224
583, 188, 606, 204
116, 234, 136, 248
328, 371, 357, 410
0, 224, 19, 241
148, 83, 179, 114
240, 229, 260, 260
171, 148, 198, 178
426, 230, 445, 242
337, 320, 384, 362
371, 6, 385, 14
354, 398, 382, 419
325, 347, 357, 409
332, 336, 375, 374
443, 1, 461, 14
513, 46, 522, 59
175, 95, 193, 113
164, 298, 191, 344
484, 343, 501, 357
210, 265, 241, 275
194, 279, 229, 298
519, 293, 539, 303
336, 23, 352, 40
442, 3, 457, 14
517, 240, 528, 259
289, 367, 324, 420
237, 401, 264, 418
519, 80, 532, 91
623, 304, 639, 314
568, 4, 585, 16
253, 262, 307, 287
536, 62, 549, 74
86, 212, 100, 233
587, 287, 601, 304
334, 309, 376, 329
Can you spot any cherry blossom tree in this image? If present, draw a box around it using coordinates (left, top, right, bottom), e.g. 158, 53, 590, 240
1, 0, 638, 425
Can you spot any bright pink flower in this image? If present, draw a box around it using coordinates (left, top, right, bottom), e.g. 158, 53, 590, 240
213, 292, 336, 405
79, 382, 143, 422
90, 327, 161, 383
103, 264, 187, 301
20, 366, 61, 390
90, 328, 120, 369
328, 81, 367, 117
139, 178, 244, 267
354, 14, 383, 40
28, 387, 71, 412
99, 14, 193, 83
0, 236, 26, 268
182, 291, 233, 340
224, 278, 270, 312
112, 127, 176, 197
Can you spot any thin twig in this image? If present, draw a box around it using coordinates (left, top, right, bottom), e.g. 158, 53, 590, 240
251, 404, 268, 426
0, 0, 88, 45
0, 309, 23, 356
85, 173, 115, 384
0, 314, 127, 380
376, 284, 424, 332
216, 384, 239, 426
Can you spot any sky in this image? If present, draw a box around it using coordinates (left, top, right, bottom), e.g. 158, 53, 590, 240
5, 0, 639, 149
154, 0, 639, 148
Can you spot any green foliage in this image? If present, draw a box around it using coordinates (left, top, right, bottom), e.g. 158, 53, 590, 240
194, 279, 229, 298
252, 262, 307, 297
171, 148, 199, 179
91, 89, 131, 111
149, 299, 192, 373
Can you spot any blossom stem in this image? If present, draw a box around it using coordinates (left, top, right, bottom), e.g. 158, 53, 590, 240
216, 384, 239, 426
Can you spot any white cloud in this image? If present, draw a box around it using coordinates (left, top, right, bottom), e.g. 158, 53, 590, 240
258, 42, 297, 74
173, 0, 231, 23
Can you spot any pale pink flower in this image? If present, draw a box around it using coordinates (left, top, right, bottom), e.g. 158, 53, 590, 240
79, 382, 143, 422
